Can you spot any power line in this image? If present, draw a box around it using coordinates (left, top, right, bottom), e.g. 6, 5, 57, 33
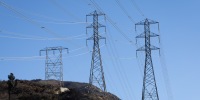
33, 20, 92, 25
0, 1, 84, 48
0, 30, 88, 41
0, 45, 90, 61
115, 0, 145, 34
89, 0, 133, 44
114, 0, 145, 48
50, 0, 82, 21
129, 0, 145, 17
103, 61, 119, 94
105, 44, 131, 99
0, 35, 86, 41
105, 27, 136, 100
0, 51, 88, 61
0, 10, 90, 25
1, 5, 76, 22
159, 32, 174, 100
115, 0, 136, 23
0, 1, 58, 37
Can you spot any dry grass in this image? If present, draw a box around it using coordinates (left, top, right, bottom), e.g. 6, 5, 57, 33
0, 80, 120, 100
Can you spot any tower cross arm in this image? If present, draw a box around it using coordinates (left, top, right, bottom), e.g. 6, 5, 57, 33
136, 46, 145, 51
99, 35, 106, 39
62, 47, 69, 53
135, 18, 159, 25
86, 35, 106, 45
135, 19, 147, 25
86, 10, 105, 16
39, 48, 47, 56
147, 19, 159, 24
86, 23, 106, 28
86, 24, 94, 28
150, 45, 160, 50
136, 32, 159, 38
86, 36, 94, 41
39, 47, 69, 56
136, 45, 160, 51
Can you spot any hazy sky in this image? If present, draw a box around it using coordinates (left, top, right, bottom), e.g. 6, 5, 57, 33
0, 0, 200, 100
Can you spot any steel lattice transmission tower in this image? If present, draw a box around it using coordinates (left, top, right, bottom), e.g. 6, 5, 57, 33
40, 46, 68, 86
86, 10, 107, 92
135, 18, 160, 100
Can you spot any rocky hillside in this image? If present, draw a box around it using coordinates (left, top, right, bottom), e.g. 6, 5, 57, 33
0, 80, 120, 100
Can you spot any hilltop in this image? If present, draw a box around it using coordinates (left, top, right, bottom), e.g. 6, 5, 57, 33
0, 80, 120, 100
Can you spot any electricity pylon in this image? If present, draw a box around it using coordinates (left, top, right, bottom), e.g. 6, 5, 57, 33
135, 18, 160, 100
40, 46, 68, 86
86, 10, 107, 92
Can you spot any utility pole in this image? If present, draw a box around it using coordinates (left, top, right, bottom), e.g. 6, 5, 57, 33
86, 10, 107, 92
40, 46, 68, 86
135, 18, 160, 100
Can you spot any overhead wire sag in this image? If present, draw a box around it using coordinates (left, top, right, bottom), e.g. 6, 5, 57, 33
159, 31, 174, 100
115, 0, 136, 23
50, 0, 82, 21
0, 30, 87, 41
0, 1, 85, 48
105, 27, 136, 100
89, 0, 133, 44
129, 0, 145, 17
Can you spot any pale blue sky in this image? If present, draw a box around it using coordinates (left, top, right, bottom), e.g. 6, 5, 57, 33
0, 0, 200, 100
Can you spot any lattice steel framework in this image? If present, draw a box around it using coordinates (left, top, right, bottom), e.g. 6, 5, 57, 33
86, 10, 106, 92
40, 46, 68, 86
136, 18, 160, 100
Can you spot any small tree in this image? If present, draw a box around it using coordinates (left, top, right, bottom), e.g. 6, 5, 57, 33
7, 73, 17, 100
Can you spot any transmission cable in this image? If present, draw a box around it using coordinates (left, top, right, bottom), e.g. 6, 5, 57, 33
89, 0, 133, 44
115, 0, 136, 23
0, 30, 87, 41
158, 32, 174, 100
0, 1, 83, 48
129, 0, 145, 17
50, 0, 82, 21
105, 27, 136, 100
